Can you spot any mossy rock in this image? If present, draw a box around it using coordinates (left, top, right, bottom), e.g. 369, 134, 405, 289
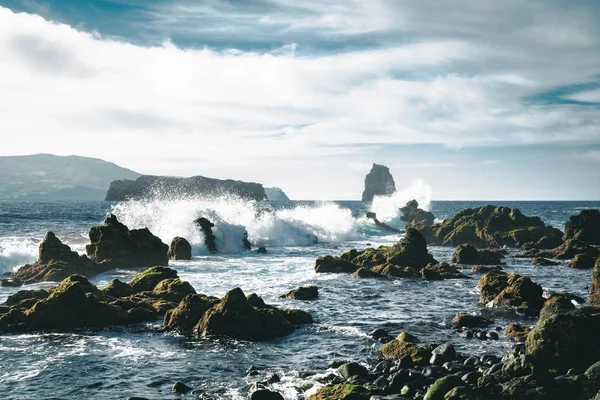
381, 340, 431, 365
308, 384, 377, 400
129, 266, 178, 292
504, 323, 531, 342
424, 375, 463, 400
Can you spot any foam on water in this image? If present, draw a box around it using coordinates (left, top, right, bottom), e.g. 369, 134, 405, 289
370, 179, 433, 223
0, 237, 38, 273
110, 196, 364, 253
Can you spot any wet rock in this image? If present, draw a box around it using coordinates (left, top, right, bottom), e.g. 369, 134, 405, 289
86, 214, 169, 268
549, 239, 600, 260
486, 331, 499, 340
477, 271, 544, 314
499, 374, 552, 400
361, 163, 396, 203
423, 375, 463, 400
526, 295, 600, 370
532, 257, 559, 266
102, 278, 134, 298
242, 231, 252, 250
590, 256, 600, 306
504, 323, 532, 342
563, 209, 600, 245
194, 217, 218, 253
451, 244, 503, 265
415, 205, 563, 248
369, 328, 389, 340
172, 381, 192, 394
421, 262, 467, 280
168, 237, 192, 260
164, 294, 219, 332
451, 314, 492, 329
381, 335, 431, 366
13, 232, 105, 285
281, 286, 318, 300
249, 390, 285, 400
308, 383, 376, 400
338, 362, 369, 380
471, 265, 502, 273
569, 253, 596, 269
432, 343, 456, 360
257, 247, 267, 254
315, 256, 359, 274
129, 266, 179, 293
191, 288, 312, 341
400, 199, 435, 227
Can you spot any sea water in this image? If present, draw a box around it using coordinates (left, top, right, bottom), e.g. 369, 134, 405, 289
0, 197, 599, 399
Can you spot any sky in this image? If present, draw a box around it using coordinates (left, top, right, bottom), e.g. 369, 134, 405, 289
0, 0, 599, 200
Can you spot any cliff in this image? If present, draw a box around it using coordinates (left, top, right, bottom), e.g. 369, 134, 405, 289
264, 187, 291, 201
105, 175, 267, 201
361, 164, 396, 202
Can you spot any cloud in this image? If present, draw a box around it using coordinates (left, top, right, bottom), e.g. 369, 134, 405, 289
1, 2, 600, 199
566, 88, 600, 103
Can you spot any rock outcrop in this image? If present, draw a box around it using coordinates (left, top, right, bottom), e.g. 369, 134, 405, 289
86, 214, 169, 269
12, 232, 106, 285
400, 199, 435, 227
477, 271, 544, 314
281, 286, 318, 300
451, 244, 504, 265
589, 256, 600, 306
563, 209, 600, 245
526, 295, 600, 371
264, 187, 290, 201
361, 164, 396, 202
0, 267, 192, 333
105, 175, 267, 201
315, 228, 457, 279
194, 217, 218, 253
416, 205, 563, 249
168, 237, 192, 260
164, 288, 312, 341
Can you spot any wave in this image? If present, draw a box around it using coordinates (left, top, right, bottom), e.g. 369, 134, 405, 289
110, 195, 364, 253
0, 237, 39, 273
369, 179, 433, 224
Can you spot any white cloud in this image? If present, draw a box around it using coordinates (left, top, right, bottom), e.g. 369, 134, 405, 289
566, 88, 600, 103
0, 4, 600, 200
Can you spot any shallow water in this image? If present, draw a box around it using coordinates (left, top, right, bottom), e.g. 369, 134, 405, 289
0, 199, 598, 399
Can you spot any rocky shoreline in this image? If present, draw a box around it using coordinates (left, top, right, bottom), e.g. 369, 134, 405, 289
0, 204, 599, 399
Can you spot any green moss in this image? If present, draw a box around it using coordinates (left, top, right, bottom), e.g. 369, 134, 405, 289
308, 384, 376, 400
380, 340, 430, 365
424, 375, 463, 400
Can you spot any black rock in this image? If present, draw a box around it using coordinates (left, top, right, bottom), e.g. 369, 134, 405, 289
338, 362, 369, 380
249, 390, 285, 400
172, 381, 192, 394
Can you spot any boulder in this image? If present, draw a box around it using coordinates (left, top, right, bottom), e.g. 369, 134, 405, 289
165, 288, 312, 341
400, 199, 435, 227
415, 205, 563, 249
526, 295, 600, 371
477, 271, 544, 314
424, 375, 463, 400
281, 286, 319, 300
380, 334, 431, 365
13, 232, 105, 285
563, 209, 600, 245
361, 163, 396, 203
451, 244, 503, 265
421, 263, 467, 280
338, 362, 369, 380
250, 390, 285, 400
168, 237, 192, 260
450, 314, 492, 329
569, 253, 596, 269
86, 214, 169, 269
308, 384, 375, 400
194, 217, 218, 253
315, 256, 359, 274
129, 266, 179, 292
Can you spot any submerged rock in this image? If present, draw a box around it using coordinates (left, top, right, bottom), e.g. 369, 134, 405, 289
13, 232, 105, 285
563, 209, 600, 245
168, 237, 192, 260
400, 199, 435, 227
451, 314, 492, 329
194, 217, 218, 253
164, 288, 312, 341
415, 205, 563, 249
361, 164, 396, 203
86, 214, 169, 269
315, 255, 359, 274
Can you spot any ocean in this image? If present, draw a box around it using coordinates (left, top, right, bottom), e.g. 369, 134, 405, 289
0, 198, 599, 399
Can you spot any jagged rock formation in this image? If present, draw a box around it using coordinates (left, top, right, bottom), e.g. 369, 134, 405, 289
10, 232, 107, 285
164, 287, 313, 341
415, 205, 563, 249
451, 244, 504, 265
105, 175, 267, 201
86, 214, 169, 268
477, 271, 544, 314
400, 199, 435, 227
563, 209, 600, 245
264, 187, 290, 201
314, 228, 466, 280
361, 164, 396, 202
0, 267, 193, 333
194, 217, 218, 253
168, 237, 192, 260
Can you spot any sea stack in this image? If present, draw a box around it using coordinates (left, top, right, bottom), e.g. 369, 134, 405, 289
361, 164, 396, 202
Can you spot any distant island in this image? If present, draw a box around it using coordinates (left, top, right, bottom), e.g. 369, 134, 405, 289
0, 154, 140, 200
